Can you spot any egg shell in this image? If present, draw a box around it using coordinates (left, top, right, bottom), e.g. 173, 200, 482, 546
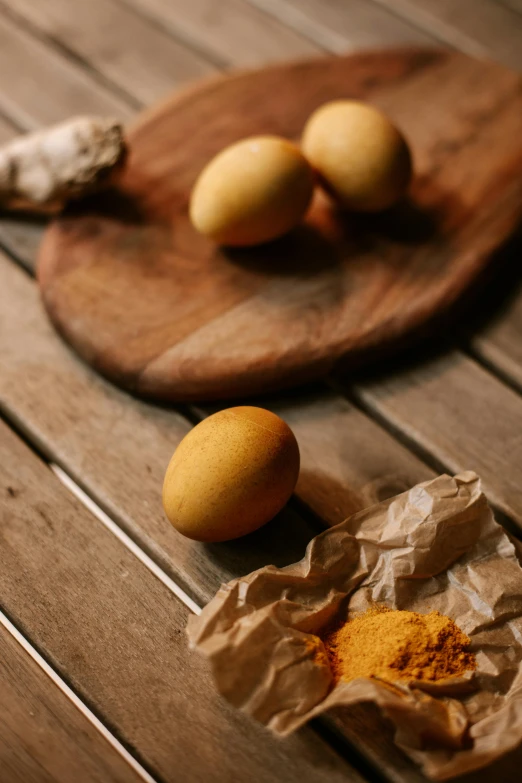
189, 135, 315, 246
162, 406, 300, 542
302, 100, 412, 212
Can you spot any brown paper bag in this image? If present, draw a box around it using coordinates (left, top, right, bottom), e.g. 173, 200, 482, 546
188, 473, 522, 779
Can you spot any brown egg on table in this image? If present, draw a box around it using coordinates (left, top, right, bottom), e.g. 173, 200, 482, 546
162, 406, 300, 542
189, 135, 315, 246
302, 100, 412, 212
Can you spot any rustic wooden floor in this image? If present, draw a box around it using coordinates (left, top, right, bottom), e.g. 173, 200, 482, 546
1, 1, 522, 782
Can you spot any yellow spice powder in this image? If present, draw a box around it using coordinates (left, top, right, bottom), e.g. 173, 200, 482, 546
321, 606, 476, 684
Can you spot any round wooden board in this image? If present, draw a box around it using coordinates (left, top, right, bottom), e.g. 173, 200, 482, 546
38, 49, 522, 401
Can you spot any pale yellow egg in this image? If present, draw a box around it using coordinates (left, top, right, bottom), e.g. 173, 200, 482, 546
302, 100, 412, 212
162, 406, 300, 542
189, 136, 315, 246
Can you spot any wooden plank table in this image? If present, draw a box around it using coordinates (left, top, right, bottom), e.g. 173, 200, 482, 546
0, 1, 521, 781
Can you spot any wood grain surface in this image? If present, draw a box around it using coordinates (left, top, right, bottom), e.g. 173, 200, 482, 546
0, 251, 432, 602
3, 0, 522, 493
0, 0, 518, 532
473, 300, 522, 393
352, 349, 522, 528
5, 367, 520, 783
38, 48, 522, 401
0, 417, 364, 783
1, 0, 215, 105
3, 0, 522, 408
118, 0, 320, 65
7, 245, 522, 780
0, 627, 142, 783
201, 391, 434, 524
370, 0, 522, 68
2, 2, 522, 782
246, 1, 522, 407
0, 11, 130, 129
0, 258, 436, 781
247, 0, 434, 51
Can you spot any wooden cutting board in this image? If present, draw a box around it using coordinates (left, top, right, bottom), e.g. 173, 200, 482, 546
38, 49, 522, 401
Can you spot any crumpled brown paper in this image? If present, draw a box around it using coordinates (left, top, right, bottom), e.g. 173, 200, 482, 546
187, 472, 522, 780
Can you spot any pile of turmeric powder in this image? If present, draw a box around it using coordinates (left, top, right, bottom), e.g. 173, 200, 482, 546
321, 606, 476, 684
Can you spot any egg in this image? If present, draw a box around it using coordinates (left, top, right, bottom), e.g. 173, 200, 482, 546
189, 135, 315, 246
162, 406, 300, 542
302, 100, 412, 212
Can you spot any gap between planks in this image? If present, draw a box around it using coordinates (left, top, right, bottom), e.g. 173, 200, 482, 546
4, 377, 517, 783
46, 419, 522, 783
0, 0, 520, 438
363, 0, 522, 68
1, 5, 522, 678
16, 397, 518, 783
0, 0, 519, 427
45, 441, 401, 783
0, 0, 207, 111
51, 464, 202, 616
2, 0, 522, 610
0, 6, 516, 783
0, 410, 374, 780
0, 30, 516, 556
0, 610, 158, 783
